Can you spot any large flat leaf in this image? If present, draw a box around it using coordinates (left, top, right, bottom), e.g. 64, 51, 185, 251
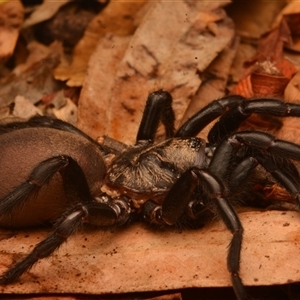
0, 210, 299, 294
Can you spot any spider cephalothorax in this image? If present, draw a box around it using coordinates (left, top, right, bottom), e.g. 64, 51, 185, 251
1, 90, 300, 300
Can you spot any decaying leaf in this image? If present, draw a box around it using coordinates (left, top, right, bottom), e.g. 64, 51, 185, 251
0, 211, 299, 294
22, 0, 71, 28
78, 0, 234, 143
226, 0, 286, 39
231, 19, 297, 98
181, 37, 239, 140
78, 34, 131, 139
0, 0, 24, 60
273, 0, 300, 52
53, 0, 148, 87
0, 42, 63, 107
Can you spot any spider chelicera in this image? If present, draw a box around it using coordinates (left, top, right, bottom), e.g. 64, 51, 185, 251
0, 90, 300, 300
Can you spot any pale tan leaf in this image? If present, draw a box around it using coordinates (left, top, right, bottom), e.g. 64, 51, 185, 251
181, 37, 239, 140
0, 211, 299, 294
22, 0, 71, 28
77, 34, 131, 139
103, 0, 234, 144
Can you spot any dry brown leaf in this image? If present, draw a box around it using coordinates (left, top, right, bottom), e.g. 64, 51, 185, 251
78, 34, 131, 139
272, 71, 300, 144
53, 0, 148, 87
181, 37, 239, 140
226, 0, 286, 39
90, 0, 234, 144
273, 0, 300, 52
22, 0, 71, 28
231, 20, 297, 98
282, 14, 300, 53
0, 0, 24, 60
0, 211, 299, 294
12, 41, 52, 76
11, 95, 42, 120
0, 42, 63, 107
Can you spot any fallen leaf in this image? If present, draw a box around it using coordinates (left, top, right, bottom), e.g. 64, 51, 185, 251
0, 42, 63, 107
53, 0, 148, 87
273, 0, 300, 52
22, 0, 71, 28
0, 211, 299, 294
11, 95, 42, 120
0, 0, 24, 60
101, 0, 234, 144
226, 0, 286, 39
77, 34, 131, 139
232, 20, 297, 98
181, 37, 240, 140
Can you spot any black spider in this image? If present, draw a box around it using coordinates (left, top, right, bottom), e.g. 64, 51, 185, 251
1, 90, 300, 300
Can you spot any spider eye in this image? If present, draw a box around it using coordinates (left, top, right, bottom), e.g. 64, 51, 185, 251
189, 137, 202, 149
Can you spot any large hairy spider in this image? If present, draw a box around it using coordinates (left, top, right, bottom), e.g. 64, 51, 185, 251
1, 90, 300, 300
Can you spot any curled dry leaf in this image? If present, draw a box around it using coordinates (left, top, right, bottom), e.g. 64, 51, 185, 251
0, 211, 299, 294
231, 19, 297, 98
0, 0, 24, 60
12, 41, 53, 76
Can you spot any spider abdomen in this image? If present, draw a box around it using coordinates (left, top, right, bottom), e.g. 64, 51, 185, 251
0, 127, 106, 227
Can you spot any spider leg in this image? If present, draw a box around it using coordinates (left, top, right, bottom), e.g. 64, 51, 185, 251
175, 95, 245, 137
142, 167, 247, 300
210, 131, 300, 203
0, 156, 70, 215
257, 156, 300, 204
227, 153, 300, 209
0, 154, 100, 217
136, 90, 175, 142
0, 204, 89, 284
207, 98, 300, 145
0, 155, 130, 284
192, 169, 246, 300
176, 96, 300, 145
143, 168, 198, 224
0, 196, 129, 284
236, 132, 300, 204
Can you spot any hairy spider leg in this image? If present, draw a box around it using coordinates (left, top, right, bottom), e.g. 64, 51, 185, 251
144, 130, 300, 300
207, 98, 300, 145
142, 166, 246, 300
229, 154, 300, 200
0, 156, 70, 215
136, 90, 175, 142
175, 95, 245, 138
175, 96, 300, 146
0, 204, 88, 284
210, 131, 300, 205
0, 155, 129, 284
207, 130, 300, 299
